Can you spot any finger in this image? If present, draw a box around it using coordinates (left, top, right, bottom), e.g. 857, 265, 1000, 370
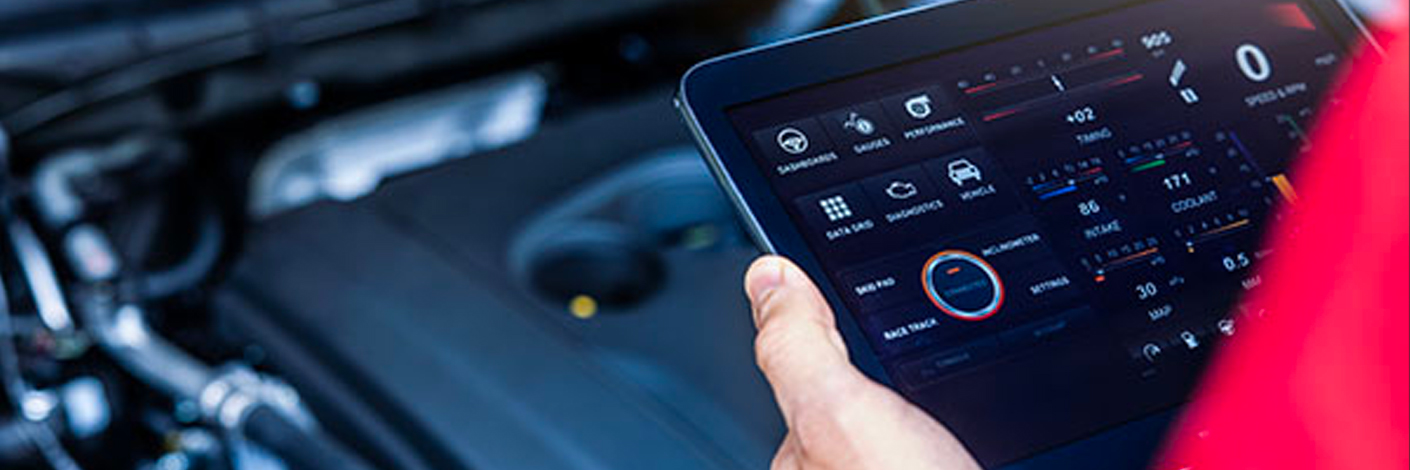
745, 256, 836, 331
770, 433, 803, 470
745, 256, 859, 419
746, 257, 984, 470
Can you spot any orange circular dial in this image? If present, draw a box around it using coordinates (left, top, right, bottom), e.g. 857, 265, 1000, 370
921, 250, 1005, 321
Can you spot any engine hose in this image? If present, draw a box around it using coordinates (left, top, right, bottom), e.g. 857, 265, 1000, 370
0, 417, 80, 470
0, 258, 83, 470
0, 416, 36, 465
135, 206, 225, 300
242, 405, 377, 470
75, 237, 379, 470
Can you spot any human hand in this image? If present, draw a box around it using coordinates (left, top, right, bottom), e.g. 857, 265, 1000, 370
745, 255, 983, 470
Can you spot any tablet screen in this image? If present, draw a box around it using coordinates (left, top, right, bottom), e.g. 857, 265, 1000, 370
726, 0, 1353, 464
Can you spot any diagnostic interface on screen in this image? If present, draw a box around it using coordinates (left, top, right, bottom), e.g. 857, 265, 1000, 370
727, 0, 1352, 463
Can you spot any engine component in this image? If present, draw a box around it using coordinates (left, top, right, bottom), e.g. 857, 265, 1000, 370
249, 73, 546, 217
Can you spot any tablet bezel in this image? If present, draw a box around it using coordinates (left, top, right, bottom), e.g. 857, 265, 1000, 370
677, 0, 1373, 387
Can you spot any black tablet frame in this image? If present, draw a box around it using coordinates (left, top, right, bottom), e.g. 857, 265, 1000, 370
677, 0, 1374, 463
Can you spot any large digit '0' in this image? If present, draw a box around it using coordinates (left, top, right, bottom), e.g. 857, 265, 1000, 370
1236, 43, 1273, 82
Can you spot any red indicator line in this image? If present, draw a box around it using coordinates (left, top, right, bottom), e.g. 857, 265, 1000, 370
1271, 3, 1317, 31
1197, 219, 1252, 239
1167, 141, 1194, 152
947, 267, 962, 275
1089, 48, 1126, 61
983, 108, 1021, 122
1109, 247, 1160, 267
964, 82, 1000, 95
1072, 167, 1106, 184
1104, 72, 1145, 88
1096, 247, 1163, 274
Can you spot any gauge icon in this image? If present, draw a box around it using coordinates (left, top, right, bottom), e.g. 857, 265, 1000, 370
922, 250, 1004, 321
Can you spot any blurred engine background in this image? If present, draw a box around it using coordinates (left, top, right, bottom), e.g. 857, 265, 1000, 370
0, 1, 949, 469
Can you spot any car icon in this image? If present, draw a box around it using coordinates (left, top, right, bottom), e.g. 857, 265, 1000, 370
947, 159, 983, 186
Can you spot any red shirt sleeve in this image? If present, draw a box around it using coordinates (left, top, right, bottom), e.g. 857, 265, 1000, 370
1157, 18, 1408, 470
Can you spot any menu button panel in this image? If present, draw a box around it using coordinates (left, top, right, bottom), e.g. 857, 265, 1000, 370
753, 118, 841, 177
795, 184, 879, 242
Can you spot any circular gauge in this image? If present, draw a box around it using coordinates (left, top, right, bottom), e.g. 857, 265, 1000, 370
922, 250, 1005, 321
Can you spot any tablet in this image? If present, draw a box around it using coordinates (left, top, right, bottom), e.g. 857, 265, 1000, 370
678, 0, 1374, 466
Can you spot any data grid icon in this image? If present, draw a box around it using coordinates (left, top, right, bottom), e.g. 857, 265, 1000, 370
819, 196, 853, 222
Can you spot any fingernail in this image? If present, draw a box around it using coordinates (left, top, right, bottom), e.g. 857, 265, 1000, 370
746, 256, 788, 303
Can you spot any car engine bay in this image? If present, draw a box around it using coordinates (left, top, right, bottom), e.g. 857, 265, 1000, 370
0, 1, 934, 469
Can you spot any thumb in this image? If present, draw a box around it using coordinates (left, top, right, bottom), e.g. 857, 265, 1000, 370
746, 256, 984, 470
745, 256, 864, 420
